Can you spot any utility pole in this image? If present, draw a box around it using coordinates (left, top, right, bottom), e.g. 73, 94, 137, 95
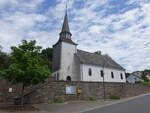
102, 62, 106, 101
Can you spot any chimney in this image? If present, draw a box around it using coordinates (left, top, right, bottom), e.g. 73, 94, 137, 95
95, 51, 101, 55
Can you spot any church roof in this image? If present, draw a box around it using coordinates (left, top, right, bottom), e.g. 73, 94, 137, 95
76, 50, 125, 71
53, 38, 77, 47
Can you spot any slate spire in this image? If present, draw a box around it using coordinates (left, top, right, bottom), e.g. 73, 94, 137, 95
59, 3, 72, 39
61, 8, 70, 33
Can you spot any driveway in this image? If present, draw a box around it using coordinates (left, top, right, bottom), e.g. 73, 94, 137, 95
83, 93, 150, 113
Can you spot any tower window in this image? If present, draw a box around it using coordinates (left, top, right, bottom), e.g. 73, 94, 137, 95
100, 70, 104, 77
120, 73, 123, 80
88, 68, 92, 76
111, 72, 114, 79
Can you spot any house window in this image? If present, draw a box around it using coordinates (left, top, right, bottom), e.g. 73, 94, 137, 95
111, 72, 114, 79
88, 68, 92, 76
100, 70, 104, 77
120, 73, 123, 80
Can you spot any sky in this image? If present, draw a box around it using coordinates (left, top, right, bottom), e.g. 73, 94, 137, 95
0, 0, 150, 72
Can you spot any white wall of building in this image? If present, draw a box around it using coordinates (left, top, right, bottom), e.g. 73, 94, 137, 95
53, 42, 126, 82
59, 42, 80, 81
81, 64, 126, 83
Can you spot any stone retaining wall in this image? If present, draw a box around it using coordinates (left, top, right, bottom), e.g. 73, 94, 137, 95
0, 78, 150, 105
24, 80, 150, 104
0, 78, 22, 105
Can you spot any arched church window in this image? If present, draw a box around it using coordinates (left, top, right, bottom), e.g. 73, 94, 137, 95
111, 72, 114, 79
100, 70, 104, 77
88, 68, 92, 76
66, 76, 71, 81
120, 73, 123, 80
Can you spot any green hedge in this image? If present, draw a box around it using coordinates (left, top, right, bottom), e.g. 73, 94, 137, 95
88, 97, 97, 101
54, 97, 65, 103
140, 81, 150, 86
110, 95, 120, 100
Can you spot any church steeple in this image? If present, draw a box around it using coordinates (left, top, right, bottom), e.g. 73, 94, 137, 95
53, 3, 77, 46
61, 10, 70, 33
59, 4, 72, 40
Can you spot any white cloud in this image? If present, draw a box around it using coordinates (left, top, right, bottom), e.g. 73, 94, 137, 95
89, 25, 105, 33
0, 0, 150, 72
0, 0, 47, 52
70, 1, 150, 72
0, 0, 44, 11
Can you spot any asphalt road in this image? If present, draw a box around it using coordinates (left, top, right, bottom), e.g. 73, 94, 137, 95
83, 94, 150, 113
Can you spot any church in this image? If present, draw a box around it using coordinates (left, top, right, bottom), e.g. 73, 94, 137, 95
52, 10, 126, 83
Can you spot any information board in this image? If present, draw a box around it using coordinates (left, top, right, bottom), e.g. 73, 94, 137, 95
66, 85, 77, 94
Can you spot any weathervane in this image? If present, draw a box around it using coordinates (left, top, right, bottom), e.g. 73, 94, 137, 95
66, 0, 68, 13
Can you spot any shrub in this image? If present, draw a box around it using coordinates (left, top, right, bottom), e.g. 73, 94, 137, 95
141, 81, 150, 86
54, 97, 65, 103
110, 95, 120, 100
88, 97, 96, 101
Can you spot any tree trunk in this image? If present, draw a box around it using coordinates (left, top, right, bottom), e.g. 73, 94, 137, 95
21, 83, 25, 106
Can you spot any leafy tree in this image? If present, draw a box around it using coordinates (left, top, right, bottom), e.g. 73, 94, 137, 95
0, 46, 12, 71
142, 69, 150, 82
1, 40, 50, 105
41, 48, 53, 72
41, 48, 53, 61
144, 69, 150, 74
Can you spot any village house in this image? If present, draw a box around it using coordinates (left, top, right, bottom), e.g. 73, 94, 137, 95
126, 74, 143, 84
52, 10, 126, 83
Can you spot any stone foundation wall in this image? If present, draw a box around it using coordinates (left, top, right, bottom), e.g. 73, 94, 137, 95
24, 80, 150, 104
0, 78, 22, 105
0, 78, 150, 105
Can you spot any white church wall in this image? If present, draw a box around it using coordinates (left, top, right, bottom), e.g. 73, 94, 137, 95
81, 64, 126, 83
59, 42, 80, 81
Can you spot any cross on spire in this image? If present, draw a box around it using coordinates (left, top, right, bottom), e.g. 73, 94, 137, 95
66, 0, 68, 14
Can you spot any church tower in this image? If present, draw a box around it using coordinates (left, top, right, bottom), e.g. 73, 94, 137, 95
52, 8, 79, 81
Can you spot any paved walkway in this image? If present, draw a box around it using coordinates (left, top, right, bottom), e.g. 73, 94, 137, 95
0, 100, 114, 113
1, 93, 150, 113
34, 100, 114, 113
